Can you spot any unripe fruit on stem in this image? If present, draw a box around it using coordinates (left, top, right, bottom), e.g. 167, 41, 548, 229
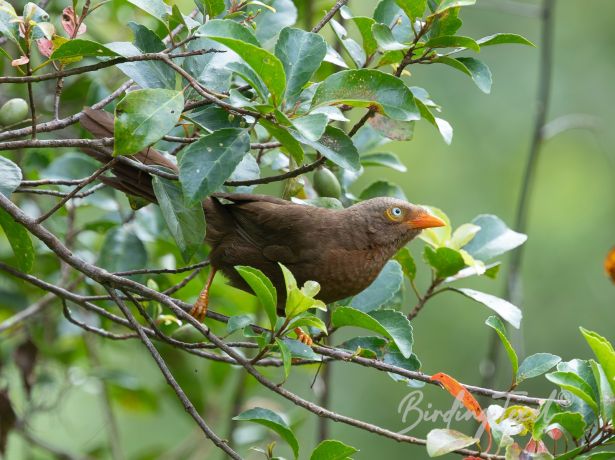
0, 98, 29, 126
313, 167, 342, 198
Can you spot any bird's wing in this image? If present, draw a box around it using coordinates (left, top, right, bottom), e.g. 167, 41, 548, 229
206, 195, 323, 264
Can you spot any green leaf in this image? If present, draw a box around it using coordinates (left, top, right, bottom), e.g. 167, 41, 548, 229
275, 27, 327, 105
360, 181, 407, 201
454, 288, 522, 328
545, 371, 600, 415
337, 336, 388, 359
178, 128, 251, 202
98, 227, 147, 280
247, 0, 297, 44
368, 114, 415, 141
415, 99, 453, 144
280, 263, 326, 317
312, 69, 420, 121
200, 21, 286, 106
50, 39, 120, 60
578, 453, 615, 460
549, 412, 586, 440
199, 0, 225, 17
360, 152, 407, 172
330, 18, 365, 68
424, 246, 465, 279
589, 360, 615, 422
0, 0, 19, 45
292, 125, 360, 172
287, 312, 327, 334
485, 316, 519, 380
275, 338, 291, 380
233, 407, 299, 459
395, 0, 427, 21
0, 156, 22, 197
0, 208, 35, 273
259, 118, 304, 164
332, 307, 413, 358
291, 113, 327, 142
235, 265, 278, 329
197, 19, 260, 46
350, 16, 378, 56
383, 347, 422, 384
351, 260, 404, 312
477, 33, 535, 47
434, 56, 492, 94
227, 314, 253, 334
395, 247, 416, 281
462, 214, 527, 261
374, 0, 413, 43
436, 0, 475, 13
114, 89, 184, 156
426, 428, 478, 457
517, 353, 561, 384
580, 327, 615, 394
152, 176, 205, 263
281, 338, 320, 360
425, 35, 479, 52
310, 439, 358, 460
126, 0, 171, 23
372, 23, 407, 51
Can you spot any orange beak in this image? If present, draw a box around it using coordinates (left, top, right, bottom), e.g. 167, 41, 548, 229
408, 212, 446, 230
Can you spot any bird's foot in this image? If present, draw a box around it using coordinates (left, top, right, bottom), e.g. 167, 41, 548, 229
294, 327, 313, 346
189, 288, 209, 322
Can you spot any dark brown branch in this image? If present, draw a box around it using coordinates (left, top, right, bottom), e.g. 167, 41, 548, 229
311, 0, 350, 33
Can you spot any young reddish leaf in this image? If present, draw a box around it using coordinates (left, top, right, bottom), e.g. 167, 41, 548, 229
547, 427, 563, 440
11, 55, 29, 66
430, 372, 492, 452
605, 247, 615, 283
524, 439, 549, 453
36, 38, 54, 57
62, 7, 86, 38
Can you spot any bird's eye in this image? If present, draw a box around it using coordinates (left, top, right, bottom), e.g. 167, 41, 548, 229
385, 206, 404, 221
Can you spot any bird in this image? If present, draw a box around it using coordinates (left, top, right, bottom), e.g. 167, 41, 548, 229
79, 108, 445, 336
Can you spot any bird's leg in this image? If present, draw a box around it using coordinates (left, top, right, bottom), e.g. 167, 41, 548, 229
189, 267, 217, 322
294, 327, 313, 346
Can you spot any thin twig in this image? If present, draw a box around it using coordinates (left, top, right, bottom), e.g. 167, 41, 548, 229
311, 0, 350, 33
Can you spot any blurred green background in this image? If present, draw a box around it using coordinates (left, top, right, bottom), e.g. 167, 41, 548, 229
2, 0, 614, 459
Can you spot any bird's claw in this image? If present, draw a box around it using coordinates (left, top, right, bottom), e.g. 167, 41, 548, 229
189, 290, 209, 322
294, 327, 313, 346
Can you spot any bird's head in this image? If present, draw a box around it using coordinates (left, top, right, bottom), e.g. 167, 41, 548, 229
351, 197, 446, 248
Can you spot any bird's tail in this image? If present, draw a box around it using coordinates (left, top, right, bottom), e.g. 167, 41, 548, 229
79, 107, 178, 204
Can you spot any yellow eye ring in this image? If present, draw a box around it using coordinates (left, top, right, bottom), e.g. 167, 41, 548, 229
385, 206, 404, 222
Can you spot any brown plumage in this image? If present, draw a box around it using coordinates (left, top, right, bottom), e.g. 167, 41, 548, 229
80, 108, 444, 315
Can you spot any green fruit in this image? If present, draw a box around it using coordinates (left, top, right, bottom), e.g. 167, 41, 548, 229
0, 98, 29, 126
313, 167, 342, 198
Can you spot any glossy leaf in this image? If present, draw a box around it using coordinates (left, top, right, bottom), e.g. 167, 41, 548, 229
549, 412, 586, 440
0, 156, 22, 197
291, 113, 328, 142
360, 181, 407, 201
395, 0, 427, 21
330, 18, 365, 68
372, 23, 407, 51
281, 337, 320, 360
360, 152, 407, 172
435, 56, 492, 94
350, 16, 378, 56
275, 27, 327, 105
424, 246, 465, 279
462, 215, 527, 261
50, 39, 119, 60
259, 118, 304, 164
425, 35, 479, 52
485, 316, 518, 380
286, 312, 327, 334
126, 0, 170, 23
332, 307, 413, 358
545, 372, 599, 415
152, 176, 205, 263
436, 0, 476, 13
416, 98, 453, 144
0, 0, 20, 45
312, 69, 420, 121
368, 114, 415, 141
226, 314, 253, 334
233, 407, 299, 459
517, 353, 561, 385
477, 33, 535, 47
310, 439, 358, 460
426, 428, 478, 457
0, 209, 35, 273
454, 288, 522, 328
197, 19, 260, 46
395, 247, 416, 281
580, 327, 615, 394
292, 125, 360, 172
275, 338, 291, 380
178, 128, 251, 202
351, 260, 404, 312
589, 360, 614, 422
114, 89, 184, 156
279, 263, 326, 318
199, 0, 225, 17
236, 265, 278, 329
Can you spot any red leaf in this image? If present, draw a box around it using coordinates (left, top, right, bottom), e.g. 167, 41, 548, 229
62, 7, 86, 38
524, 439, 549, 453
547, 427, 563, 440
36, 38, 54, 57
431, 372, 492, 452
